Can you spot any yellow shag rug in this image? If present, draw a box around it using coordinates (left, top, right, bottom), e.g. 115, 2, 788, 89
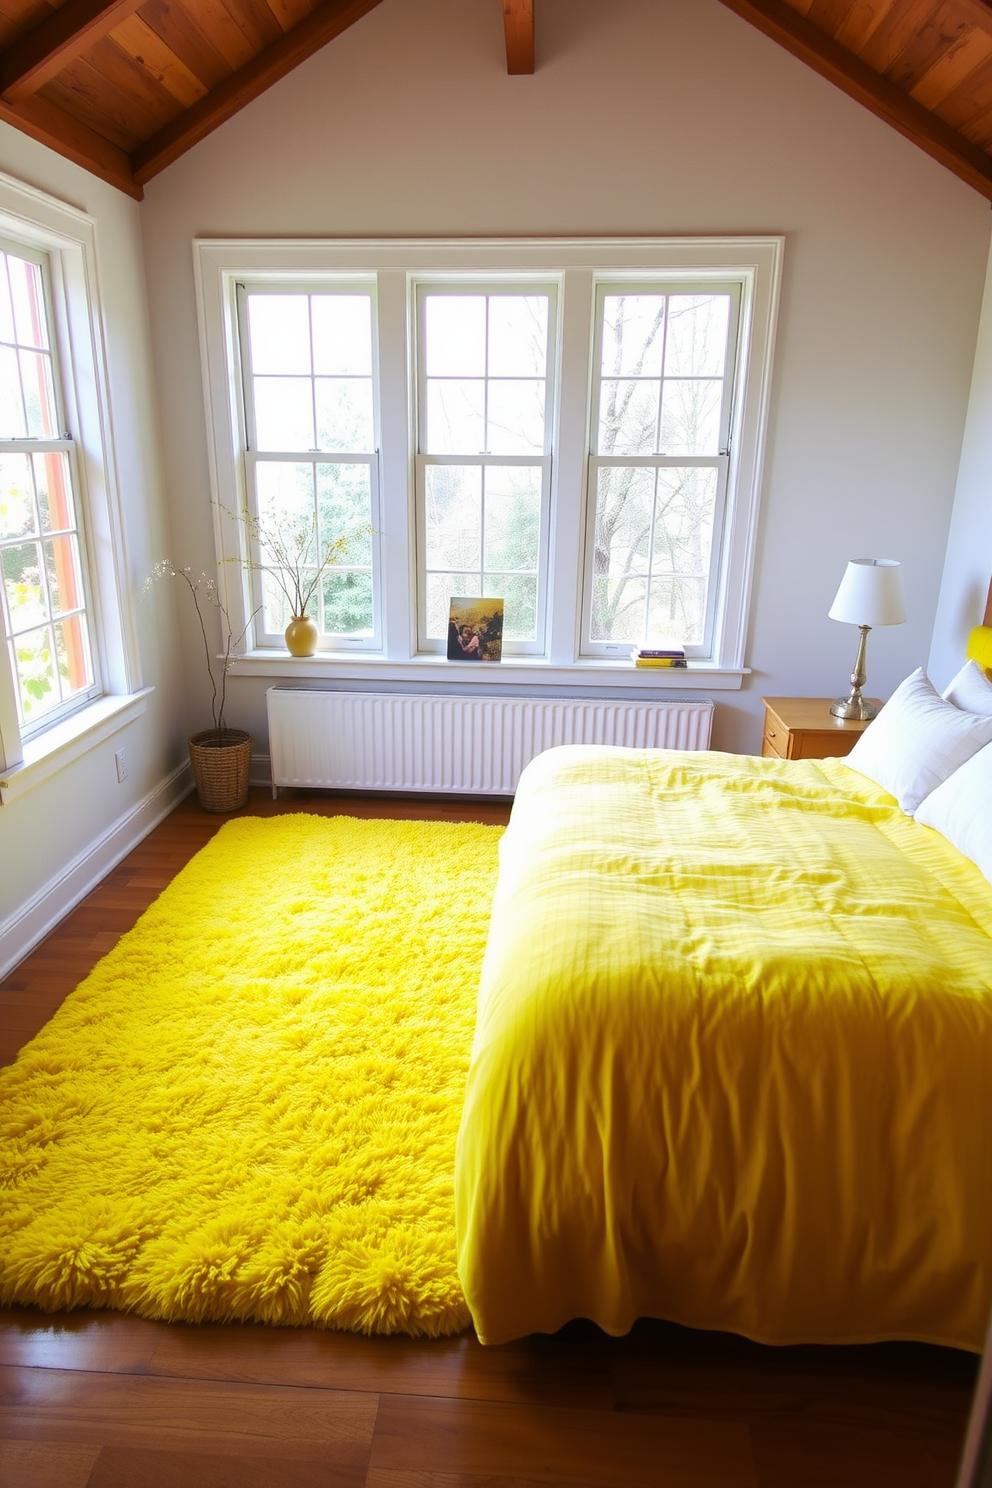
0, 814, 503, 1335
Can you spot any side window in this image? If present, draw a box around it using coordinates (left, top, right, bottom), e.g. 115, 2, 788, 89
414, 284, 556, 655
238, 284, 380, 648
583, 284, 741, 658
0, 243, 99, 736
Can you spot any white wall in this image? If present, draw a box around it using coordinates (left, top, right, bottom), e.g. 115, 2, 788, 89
929, 240, 992, 689
0, 125, 189, 966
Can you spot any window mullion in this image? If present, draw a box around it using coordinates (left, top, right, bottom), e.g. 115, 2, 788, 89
552, 267, 594, 665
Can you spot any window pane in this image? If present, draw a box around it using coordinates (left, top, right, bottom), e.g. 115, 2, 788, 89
322, 570, 373, 635
484, 466, 540, 571
0, 344, 25, 438
44, 534, 84, 616
255, 461, 315, 532
20, 349, 58, 438
247, 295, 311, 375
425, 380, 485, 454
0, 453, 37, 540
314, 377, 374, 451
11, 624, 56, 721
598, 379, 660, 455
316, 463, 372, 565
601, 295, 666, 377
660, 379, 723, 456
487, 380, 545, 455
36, 451, 75, 533
484, 572, 537, 640
653, 467, 718, 575
8, 255, 49, 350
262, 568, 298, 632
648, 576, 706, 646
253, 377, 315, 450
426, 572, 478, 639
593, 466, 654, 579
312, 295, 372, 376
425, 296, 486, 376
3, 540, 48, 630
590, 573, 647, 643
488, 296, 548, 377
665, 295, 730, 377
54, 612, 93, 697
425, 465, 481, 570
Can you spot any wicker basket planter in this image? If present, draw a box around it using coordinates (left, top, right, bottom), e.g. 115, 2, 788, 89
188, 728, 252, 813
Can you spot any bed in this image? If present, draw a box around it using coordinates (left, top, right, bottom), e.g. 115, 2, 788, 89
454, 650, 992, 1352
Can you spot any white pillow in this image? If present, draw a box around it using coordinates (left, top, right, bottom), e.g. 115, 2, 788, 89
844, 667, 992, 813
915, 742, 992, 885
942, 658, 992, 716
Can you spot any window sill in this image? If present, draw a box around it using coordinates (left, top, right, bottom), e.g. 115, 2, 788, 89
228, 652, 748, 690
0, 688, 154, 804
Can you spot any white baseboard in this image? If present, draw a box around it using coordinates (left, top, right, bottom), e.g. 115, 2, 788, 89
0, 761, 194, 982
250, 751, 272, 788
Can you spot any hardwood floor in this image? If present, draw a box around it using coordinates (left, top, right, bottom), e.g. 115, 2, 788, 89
0, 787, 979, 1487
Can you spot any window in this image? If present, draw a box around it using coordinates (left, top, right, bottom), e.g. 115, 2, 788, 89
0, 174, 143, 790
0, 242, 99, 736
197, 238, 782, 687
238, 283, 380, 649
584, 284, 741, 657
416, 284, 555, 654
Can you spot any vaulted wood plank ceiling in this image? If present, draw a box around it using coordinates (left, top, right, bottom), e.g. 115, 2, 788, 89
0, 0, 991, 202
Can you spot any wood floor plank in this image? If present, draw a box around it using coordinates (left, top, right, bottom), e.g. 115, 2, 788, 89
368, 1394, 757, 1488
613, 1340, 976, 1436
0, 1438, 100, 1487
365, 1474, 574, 1488
0, 1308, 164, 1374
748, 1418, 965, 1488
0, 1364, 378, 1463
86, 1444, 365, 1486
148, 1323, 614, 1409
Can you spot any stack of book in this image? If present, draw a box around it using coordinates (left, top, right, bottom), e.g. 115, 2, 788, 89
631, 645, 687, 669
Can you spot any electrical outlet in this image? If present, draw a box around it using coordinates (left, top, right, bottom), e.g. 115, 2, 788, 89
115, 748, 127, 783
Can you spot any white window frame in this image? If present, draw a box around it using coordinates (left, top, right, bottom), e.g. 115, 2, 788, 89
0, 173, 143, 786
195, 238, 782, 691
583, 277, 744, 661
235, 278, 383, 652
0, 235, 103, 735
413, 277, 558, 656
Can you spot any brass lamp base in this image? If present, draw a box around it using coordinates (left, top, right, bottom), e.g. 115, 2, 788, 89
830, 691, 879, 721
831, 623, 879, 720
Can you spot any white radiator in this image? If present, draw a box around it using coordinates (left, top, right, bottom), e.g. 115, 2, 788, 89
267, 688, 713, 797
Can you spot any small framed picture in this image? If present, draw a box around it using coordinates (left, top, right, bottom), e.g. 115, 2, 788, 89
447, 596, 504, 662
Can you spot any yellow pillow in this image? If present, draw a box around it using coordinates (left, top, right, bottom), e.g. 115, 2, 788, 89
966, 624, 992, 676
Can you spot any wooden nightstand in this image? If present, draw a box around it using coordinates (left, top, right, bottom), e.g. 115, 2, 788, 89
760, 697, 880, 761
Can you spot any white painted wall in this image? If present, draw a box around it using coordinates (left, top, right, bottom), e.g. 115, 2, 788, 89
0, 125, 189, 968
138, 0, 991, 754
929, 241, 992, 690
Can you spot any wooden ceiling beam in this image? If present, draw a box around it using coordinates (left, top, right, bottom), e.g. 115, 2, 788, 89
130, 0, 385, 185
0, 0, 145, 102
0, 91, 141, 197
503, 0, 534, 75
715, 0, 992, 200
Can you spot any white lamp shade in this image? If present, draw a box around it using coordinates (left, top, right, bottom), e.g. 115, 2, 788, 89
828, 558, 906, 627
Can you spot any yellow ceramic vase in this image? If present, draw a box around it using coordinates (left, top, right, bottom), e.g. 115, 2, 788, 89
285, 616, 319, 657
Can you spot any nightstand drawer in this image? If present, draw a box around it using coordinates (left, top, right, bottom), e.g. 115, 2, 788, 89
790, 729, 861, 761
762, 722, 787, 759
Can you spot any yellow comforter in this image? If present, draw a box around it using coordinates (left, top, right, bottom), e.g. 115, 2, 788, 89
455, 746, 992, 1349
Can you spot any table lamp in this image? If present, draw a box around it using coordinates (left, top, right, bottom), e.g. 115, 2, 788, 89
828, 558, 906, 720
